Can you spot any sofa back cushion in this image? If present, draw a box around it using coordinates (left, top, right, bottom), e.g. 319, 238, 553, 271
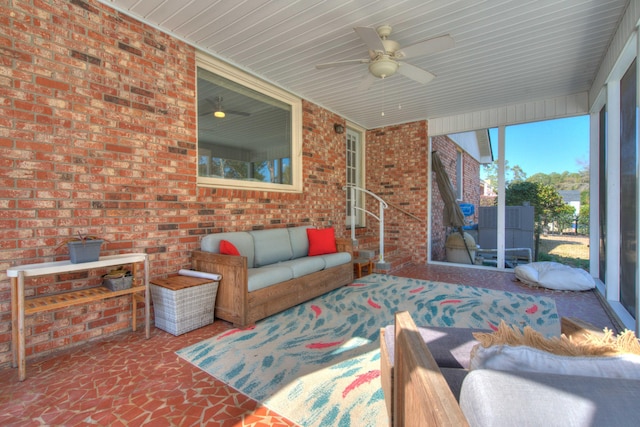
288, 226, 313, 259
250, 228, 293, 267
201, 231, 255, 267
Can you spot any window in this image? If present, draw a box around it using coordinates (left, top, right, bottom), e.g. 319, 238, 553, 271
197, 53, 302, 192
455, 149, 463, 200
345, 126, 365, 226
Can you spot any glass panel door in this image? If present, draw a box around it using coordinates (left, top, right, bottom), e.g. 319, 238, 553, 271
619, 59, 637, 318
598, 105, 607, 281
346, 128, 363, 226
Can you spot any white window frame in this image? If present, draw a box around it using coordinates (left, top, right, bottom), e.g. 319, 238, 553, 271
345, 124, 366, 227
196, 52, 303, 192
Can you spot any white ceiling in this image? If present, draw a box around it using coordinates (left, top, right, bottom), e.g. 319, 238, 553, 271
101, 0, 629, 130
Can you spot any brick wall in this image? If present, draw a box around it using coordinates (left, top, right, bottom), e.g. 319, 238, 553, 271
0, 0, 349, 367
430, 136, 481, 261
0, 0, 482, 368
366, 121, 429, 265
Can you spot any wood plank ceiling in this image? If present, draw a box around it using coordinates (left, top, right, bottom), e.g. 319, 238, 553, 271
101, 0, 629, 130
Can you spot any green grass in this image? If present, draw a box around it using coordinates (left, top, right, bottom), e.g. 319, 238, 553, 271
538, 235, 589, 270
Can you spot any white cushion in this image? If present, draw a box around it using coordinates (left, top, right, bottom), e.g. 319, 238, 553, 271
470, 344, 640, 379
515, 262, 595, 291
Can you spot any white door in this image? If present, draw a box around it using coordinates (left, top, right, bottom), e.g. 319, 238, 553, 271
346, 127, 364, 227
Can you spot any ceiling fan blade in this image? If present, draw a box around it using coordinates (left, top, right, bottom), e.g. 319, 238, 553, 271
354, 27, 386, 53
397, 62, 435, 85
357, 73, 378, 91
395, 35, 454, 60
315, 59, 369, 69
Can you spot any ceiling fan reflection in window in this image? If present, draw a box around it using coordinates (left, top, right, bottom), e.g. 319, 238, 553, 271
200, 96, 251, 119
316, 25, 454, 90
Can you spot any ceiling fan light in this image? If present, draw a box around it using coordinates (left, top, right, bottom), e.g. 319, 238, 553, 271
369, 57, 399, 78
214, 110, 225, 118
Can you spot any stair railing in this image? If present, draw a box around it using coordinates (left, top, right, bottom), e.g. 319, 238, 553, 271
344, 185, 388, 265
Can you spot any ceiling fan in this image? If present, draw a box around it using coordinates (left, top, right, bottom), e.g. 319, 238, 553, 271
316, 25, 454, 90
199, 97, 251, 118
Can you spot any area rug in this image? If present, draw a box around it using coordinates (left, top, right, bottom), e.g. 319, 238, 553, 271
177, 274, 560, 426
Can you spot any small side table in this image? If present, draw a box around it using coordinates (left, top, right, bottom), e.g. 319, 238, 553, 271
353, 258, 374, 278
150, 275, 220, 336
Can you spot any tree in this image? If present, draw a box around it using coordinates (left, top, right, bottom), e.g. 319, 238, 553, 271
511, 165, 527, 184
505, 181, 568, 260
555, 204, 576, 233
578, 203, 590, 234
482, 160, 528, 192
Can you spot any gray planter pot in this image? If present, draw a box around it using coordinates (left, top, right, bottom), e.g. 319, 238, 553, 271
67, 239, 103, 263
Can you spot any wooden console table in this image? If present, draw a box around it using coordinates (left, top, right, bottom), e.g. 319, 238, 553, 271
7, 253, 150, 381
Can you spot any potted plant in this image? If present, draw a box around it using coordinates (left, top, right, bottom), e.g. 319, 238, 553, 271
55, 232, 106, 263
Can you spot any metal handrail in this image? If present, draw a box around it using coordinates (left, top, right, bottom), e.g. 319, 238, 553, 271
344, 185, 388, 264
385, 200, 424, 223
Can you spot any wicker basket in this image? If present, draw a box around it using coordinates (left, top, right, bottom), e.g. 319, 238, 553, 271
150, 276, 219, 336
102, 275, 133, 291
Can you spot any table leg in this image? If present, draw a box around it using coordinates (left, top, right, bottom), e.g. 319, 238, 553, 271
10, 277, 17, 368
17, 272, 26, 381
132, 293, 138, 332
131, 262, 138, 332
144, 256, 150, 339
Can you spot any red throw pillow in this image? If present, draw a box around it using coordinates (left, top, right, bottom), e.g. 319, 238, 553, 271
219, 239, 241, 256
307, 228, 337, 256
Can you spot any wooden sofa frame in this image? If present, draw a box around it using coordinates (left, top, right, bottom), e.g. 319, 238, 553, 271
192, 238, 354, 327
383, 312, 604, 426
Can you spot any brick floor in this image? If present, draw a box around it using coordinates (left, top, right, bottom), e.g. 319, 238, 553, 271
0, 266, 619, 426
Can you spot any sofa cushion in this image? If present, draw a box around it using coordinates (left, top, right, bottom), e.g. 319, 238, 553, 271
250, 229, 293, 267
220, 240, 240, 256
384, 325, 482, 369
317, 252, 351, 268
307, 228, 337, 256
470, 344, 640, 379
201, 231, 255, 267
470, 320, 640, 379
460, 369, 640, 427
247, 266, 294, 292
288, 226, 313, 259
272, 257, 326, 278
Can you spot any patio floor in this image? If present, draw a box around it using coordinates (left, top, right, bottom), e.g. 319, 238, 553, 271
0, 265, 620, 426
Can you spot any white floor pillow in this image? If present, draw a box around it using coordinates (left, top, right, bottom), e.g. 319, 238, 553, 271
515, 261, 595, 291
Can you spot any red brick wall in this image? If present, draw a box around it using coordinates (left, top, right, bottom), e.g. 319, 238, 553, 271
0, 0, 348, 367
431, 136, 481, 261
366, 121, 429, 265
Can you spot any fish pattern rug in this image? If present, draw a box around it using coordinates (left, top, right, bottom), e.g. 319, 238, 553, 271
177, 274, 560, 426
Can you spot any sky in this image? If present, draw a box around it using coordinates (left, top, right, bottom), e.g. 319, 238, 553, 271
484, 115, 590, 179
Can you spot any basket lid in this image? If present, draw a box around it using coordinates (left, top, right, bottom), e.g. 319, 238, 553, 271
151, 276, 215, 291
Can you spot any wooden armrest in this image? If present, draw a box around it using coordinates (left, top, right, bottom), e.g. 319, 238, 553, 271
191, 250, 249, 325
393, 311, 469, 427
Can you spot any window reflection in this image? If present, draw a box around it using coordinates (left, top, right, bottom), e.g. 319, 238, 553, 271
197, 67, 293, 185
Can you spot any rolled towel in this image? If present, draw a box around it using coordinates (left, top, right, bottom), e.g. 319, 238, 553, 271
178, 269, 222, 281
